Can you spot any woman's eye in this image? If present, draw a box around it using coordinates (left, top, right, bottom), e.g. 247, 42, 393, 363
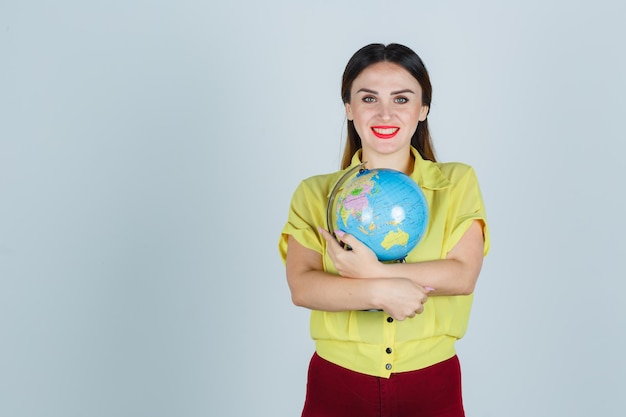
363, 96, 376, 103
394, 97, 408, 104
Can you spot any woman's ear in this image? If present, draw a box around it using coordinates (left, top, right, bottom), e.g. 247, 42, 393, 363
345, 103, 353, 121
419, 105, 429, 122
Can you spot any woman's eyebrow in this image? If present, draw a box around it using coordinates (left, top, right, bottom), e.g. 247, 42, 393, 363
391, 89, 415, 95
355, 88, 416, 95
356, 88, 378, 95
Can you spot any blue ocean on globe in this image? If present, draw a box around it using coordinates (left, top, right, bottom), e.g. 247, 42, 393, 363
333, 168, 429, 262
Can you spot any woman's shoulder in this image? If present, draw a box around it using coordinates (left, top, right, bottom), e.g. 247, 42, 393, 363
298, 169, 348, 190
287, 170, 347, 203
432, 160, 477, 182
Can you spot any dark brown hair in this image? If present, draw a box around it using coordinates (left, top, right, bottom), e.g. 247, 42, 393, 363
340, 43, 436, 169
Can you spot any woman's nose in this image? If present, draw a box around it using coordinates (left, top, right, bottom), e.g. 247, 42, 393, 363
379, 102, 392, 120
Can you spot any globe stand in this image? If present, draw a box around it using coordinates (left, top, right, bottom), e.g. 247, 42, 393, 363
326, 162, 367, 250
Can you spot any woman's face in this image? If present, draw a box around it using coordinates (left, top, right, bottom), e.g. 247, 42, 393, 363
345, 61, 429, 159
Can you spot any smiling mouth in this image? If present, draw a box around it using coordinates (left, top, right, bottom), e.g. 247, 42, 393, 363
371, 126, 399, 139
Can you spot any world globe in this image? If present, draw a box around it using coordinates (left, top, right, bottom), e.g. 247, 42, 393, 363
327, 165, 429, 262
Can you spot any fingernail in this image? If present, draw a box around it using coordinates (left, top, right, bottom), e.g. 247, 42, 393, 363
335, 230, 345, 237
424, 286, 435, 292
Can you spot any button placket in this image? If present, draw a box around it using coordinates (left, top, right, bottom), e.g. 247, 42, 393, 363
383, 315, 396, 374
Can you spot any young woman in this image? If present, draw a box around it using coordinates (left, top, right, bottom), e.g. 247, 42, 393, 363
278, 43, 490, 417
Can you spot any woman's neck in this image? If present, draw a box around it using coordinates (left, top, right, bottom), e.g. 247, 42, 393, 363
361, 149, 415, 175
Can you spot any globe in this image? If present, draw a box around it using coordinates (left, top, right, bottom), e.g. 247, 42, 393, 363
327, 166, 429, 262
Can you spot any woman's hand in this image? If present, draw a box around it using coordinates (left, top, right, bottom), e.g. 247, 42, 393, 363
372, 277, 430, 320
318, 227, 382, 279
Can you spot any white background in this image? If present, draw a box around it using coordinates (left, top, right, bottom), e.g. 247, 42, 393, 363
1, 1, 625, 416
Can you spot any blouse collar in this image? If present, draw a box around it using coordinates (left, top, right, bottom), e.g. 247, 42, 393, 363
349, 147, 451, 190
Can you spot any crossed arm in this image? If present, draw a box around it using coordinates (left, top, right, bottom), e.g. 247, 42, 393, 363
285, 220, 485, 321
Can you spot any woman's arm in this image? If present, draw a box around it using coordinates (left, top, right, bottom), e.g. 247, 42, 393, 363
285, 235, 429, 320
320, 220, 485, 296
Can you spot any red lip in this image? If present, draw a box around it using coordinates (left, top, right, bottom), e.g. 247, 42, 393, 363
371, 126, 400, 139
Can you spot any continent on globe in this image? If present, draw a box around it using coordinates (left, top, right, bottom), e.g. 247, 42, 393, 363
338, 179, 374, 227
380, 229, 410, 251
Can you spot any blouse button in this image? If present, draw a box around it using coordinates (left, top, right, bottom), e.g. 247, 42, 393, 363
385, 363, 392, 370
386, 347, 392, 354
386, 317, 394, 323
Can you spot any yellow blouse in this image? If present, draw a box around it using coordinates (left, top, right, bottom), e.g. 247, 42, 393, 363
279, 147, 490, 377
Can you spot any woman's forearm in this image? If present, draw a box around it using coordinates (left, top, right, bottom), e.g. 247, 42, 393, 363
286, 236, 428, 319
373, 222, 485, 296
376, 258, 479, 296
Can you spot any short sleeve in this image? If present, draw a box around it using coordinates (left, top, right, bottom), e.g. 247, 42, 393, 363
278, 180, 325, 264
445, 167, 490, 256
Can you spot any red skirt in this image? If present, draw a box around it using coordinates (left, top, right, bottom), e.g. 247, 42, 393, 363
301, 352, 465, 417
